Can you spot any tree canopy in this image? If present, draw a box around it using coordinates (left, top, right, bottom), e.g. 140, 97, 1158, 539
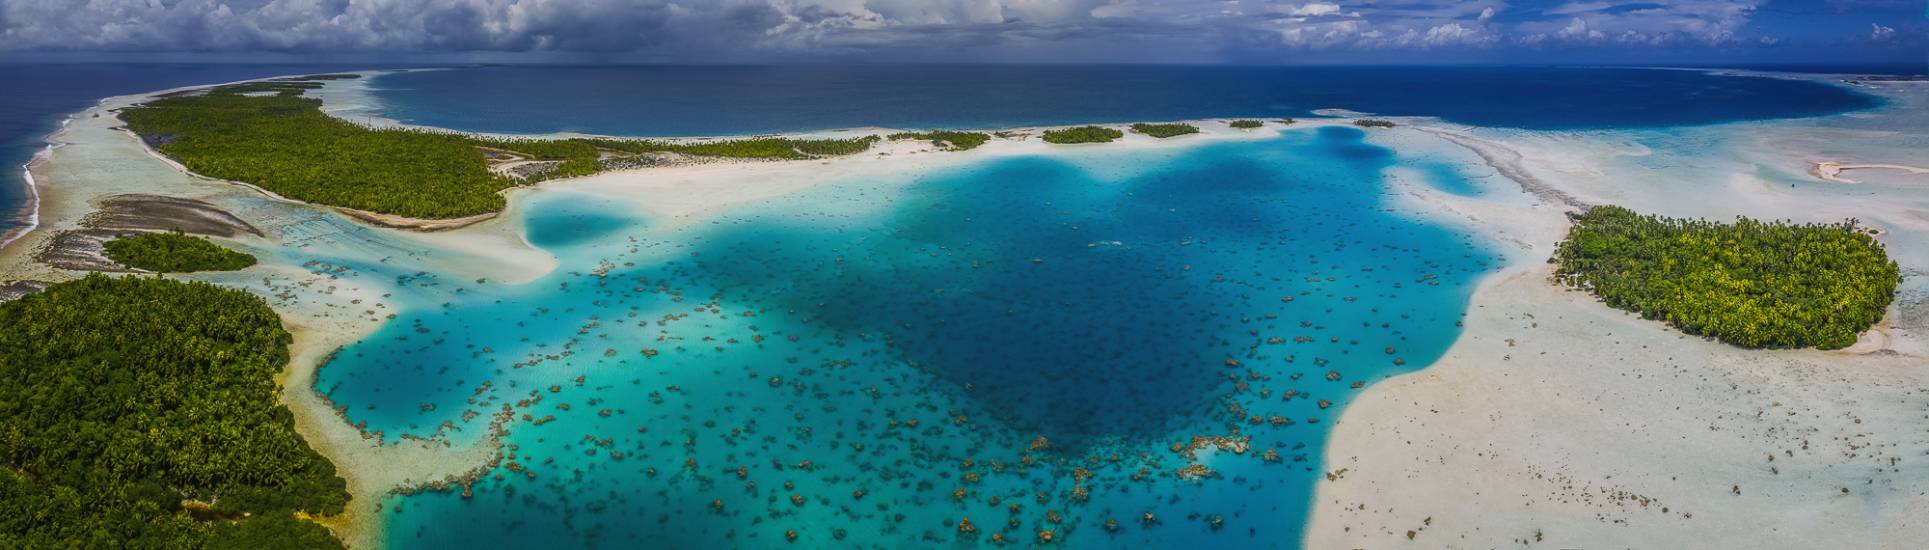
0, 274, 348, 548
1129, 123, 1199, 138
104, 231, 258, 273
121, 87, 516, 219
1041, 126, 1124, 144
887, 131, 991, 150
1552, 205, 1899, 350
121, 78, 880, 219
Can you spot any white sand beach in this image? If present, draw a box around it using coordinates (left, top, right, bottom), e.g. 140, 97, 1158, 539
1307, 76, 1929, 548
4, 70, 1925, 548
0, 73, 1316, 547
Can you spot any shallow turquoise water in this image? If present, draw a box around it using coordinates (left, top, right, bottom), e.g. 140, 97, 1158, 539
311, 126, 1503, 548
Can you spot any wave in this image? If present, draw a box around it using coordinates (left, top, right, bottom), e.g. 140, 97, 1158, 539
0, 115, 69, 250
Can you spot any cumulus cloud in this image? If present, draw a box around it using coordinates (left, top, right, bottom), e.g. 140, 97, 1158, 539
1284, 3, 1344, 17
1519, 0, 1762, 47
1558, 17, 1605, 41
1869, 23, 1895, 41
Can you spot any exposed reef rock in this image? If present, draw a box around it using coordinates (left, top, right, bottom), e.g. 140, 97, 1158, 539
36, 229, 142, 272
83, 193, 262, 237
0, 280, 50, 302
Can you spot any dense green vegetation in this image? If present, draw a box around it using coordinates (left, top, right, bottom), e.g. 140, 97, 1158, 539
271, 74, 360, 81
887, 131, 991, 150
1229, 120, 1264, 129
1353, 119, 1396, 128
1130, 123, 1200, 138
122, 88, 515, 218
0, 274, 348, 548
104, 231, 258, 273
1552, 206, 1900, 350
122, 79, 879, 219
1041, 126, 1124, 144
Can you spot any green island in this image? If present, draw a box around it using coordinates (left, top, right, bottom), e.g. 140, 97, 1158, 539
104, 230, 258, 272
887, 130, 991, 150
1041, 126, 1125, 144
121, 78, 880, 220
1129, 123, 1200, 138
1552, 205, 1900, 350
0, 274, 348, 548
1353, 119, 1396, 128
1229, 120, 1264, 129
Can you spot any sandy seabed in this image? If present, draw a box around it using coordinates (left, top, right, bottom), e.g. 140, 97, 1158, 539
3, 71, 1927, 549
1308, 79, 1929, 549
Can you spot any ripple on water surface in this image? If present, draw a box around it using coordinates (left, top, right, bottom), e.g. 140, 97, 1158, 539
311, 127, 1502, 548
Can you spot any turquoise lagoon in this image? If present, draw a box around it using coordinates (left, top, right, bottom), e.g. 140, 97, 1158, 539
308, 126, 1505, 548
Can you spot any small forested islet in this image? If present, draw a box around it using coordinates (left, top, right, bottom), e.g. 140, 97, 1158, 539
1552, 205, 1899, 350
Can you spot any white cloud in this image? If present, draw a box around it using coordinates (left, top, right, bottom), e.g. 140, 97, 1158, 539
1285, 3, 1343, 17
1558, 17, 1605, 41
1521, 0, 1762, 46
1869, 23, 1895, 41
1422, 22, 1496, 47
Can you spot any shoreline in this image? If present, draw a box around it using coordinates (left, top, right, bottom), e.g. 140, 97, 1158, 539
0, 124, 60, 250
0, 73, 1351, 547
1811, 160, 1929, 184
1306, 75, 1929, 547
2, 68, 1925, 548
131, 69, 1327, 232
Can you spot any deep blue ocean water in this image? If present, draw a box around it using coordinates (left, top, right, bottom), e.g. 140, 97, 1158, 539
304, 126, 1504, 548
369, 65, 1881, 136
0, 63, 1899, 549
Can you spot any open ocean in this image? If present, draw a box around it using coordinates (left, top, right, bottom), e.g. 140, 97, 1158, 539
0, 63, 1904, 548
369, 64, 1884, 135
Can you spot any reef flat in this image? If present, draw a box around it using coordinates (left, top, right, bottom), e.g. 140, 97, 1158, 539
2, 69, 1925, 549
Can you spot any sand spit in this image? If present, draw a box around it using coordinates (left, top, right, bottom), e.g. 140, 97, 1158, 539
1420, 127, 1591, 210
1812, 161, 1929, 184
333, 207, 499, 232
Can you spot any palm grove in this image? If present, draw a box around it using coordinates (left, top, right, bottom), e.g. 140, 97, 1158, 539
1553, 206, 1899, 350
119, 75, 883, 219
0, 275, 347, 549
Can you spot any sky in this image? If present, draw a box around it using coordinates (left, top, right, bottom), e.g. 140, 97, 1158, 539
0, 0, 1921, 65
